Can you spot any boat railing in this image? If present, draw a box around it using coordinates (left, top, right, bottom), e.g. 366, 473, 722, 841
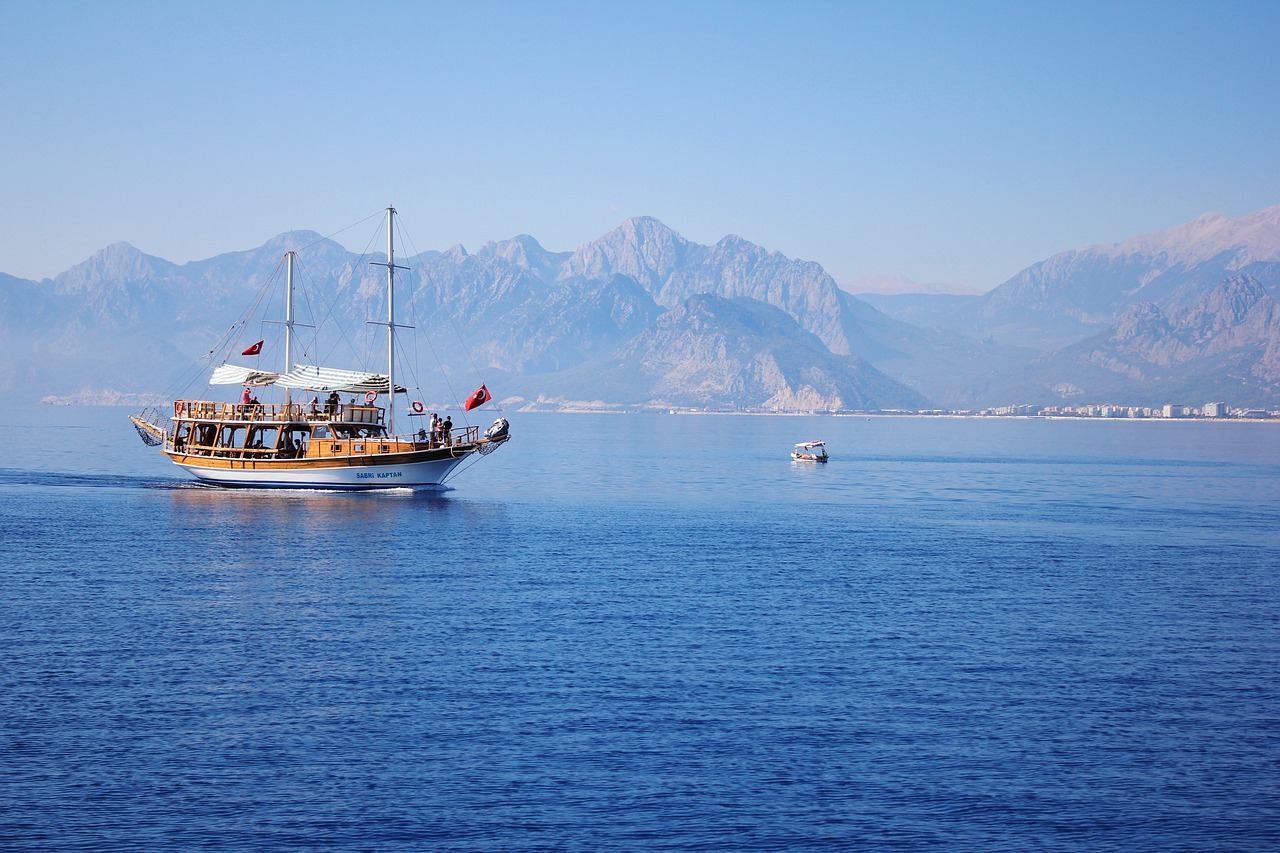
174, 400, 386, 425
401, 425, 480, 446
165, 423, 483, 458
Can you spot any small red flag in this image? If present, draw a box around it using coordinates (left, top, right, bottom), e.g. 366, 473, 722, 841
242, 340, 264, 356
464, 384, 492, 412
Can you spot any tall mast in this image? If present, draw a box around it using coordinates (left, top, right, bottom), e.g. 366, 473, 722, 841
370, 206, 408, 434
386, 207, 396, 433
284, 251, 295, 407
266, 249, 310, 405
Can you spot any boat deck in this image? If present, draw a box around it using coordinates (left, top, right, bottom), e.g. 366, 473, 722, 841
155, 399, 481, 465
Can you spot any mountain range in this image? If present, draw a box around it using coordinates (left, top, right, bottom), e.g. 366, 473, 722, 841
3, 205, 1279, 411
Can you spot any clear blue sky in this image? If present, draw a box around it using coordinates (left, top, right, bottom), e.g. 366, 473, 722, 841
2, 0, 1277, 290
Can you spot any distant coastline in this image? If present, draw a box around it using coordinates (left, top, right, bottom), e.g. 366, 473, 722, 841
37, 393, 1278, 422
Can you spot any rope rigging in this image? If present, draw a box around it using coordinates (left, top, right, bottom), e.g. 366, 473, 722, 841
135, 207, 503, 434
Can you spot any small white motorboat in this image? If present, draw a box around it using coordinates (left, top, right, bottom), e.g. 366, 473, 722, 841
791, 440, 829, 463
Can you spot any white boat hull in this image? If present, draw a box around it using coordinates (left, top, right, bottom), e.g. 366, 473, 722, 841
174, 453, 471, 490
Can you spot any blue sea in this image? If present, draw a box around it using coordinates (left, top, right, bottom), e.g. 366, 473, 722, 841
2, 406, 1278, 852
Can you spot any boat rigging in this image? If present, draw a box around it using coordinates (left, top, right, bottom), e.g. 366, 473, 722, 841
130, 206, 510, 489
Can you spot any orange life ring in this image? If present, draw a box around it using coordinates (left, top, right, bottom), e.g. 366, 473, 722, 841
174, 401, 182, 417
364, 390, 378, 404
411, 400, 424, 414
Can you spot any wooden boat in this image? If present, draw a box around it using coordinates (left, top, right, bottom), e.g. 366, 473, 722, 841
130, 207, 509, 489
791, 440, 829, 462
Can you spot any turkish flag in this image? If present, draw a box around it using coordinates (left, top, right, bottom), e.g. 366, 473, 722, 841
241, 340, 264, 356
464, 384, 492, 412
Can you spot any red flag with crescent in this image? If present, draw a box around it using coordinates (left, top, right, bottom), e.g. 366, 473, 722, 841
464, 384, 492, 412
241, 340, 264, 356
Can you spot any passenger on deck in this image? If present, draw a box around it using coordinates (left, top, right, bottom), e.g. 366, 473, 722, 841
442, 416, 453, 445
327, 391, 340, 415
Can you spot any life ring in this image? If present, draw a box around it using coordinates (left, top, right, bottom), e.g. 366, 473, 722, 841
174, 401, 183, 417
411, 400, 424, 414
364, 390, 378, 404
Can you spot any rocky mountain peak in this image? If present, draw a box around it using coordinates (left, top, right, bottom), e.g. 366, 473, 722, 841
615, 293, 928, 411
559, 216, 695, 289
1185, 274, 1269, 319
1112, 301, 1172, 343
1173, 275, 1278, 343
261, 230, 327, 252
53, 242, 177, 294
974, 204, 1280, 350
1091, 205, 1280, 266
476, 234, 567, 282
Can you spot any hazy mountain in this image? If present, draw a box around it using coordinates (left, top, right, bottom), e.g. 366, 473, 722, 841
561, 218, 857, 356
865, 206, 1280, 352
5, 208, 1280, 410
1, 219, 929, 410
856, 291, 983, 334
989, 276, 1280, 406
836, 292, 1038, 408
848, 273, 983, 296
479, 273, 662, 375
631, 294, 908, 410
554, 294, 929, 411
551, 217, 1009, 405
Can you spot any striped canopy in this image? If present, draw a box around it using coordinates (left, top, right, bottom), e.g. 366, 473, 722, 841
210, 363, 405, 394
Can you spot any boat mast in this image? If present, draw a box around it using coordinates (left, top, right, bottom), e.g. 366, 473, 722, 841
370, 206, 408, 434
284, 251, 295, 407
386, 208, 395, 433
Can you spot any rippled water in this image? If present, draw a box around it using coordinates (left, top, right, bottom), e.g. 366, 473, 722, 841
2, 407, 1278, 851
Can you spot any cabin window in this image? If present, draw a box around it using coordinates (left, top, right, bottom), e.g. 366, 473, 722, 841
312, 425, 330, 439
194, 424, 218, 448
280, 425, 310, 458
218, 425, 247, 448
246, 426, 280, 451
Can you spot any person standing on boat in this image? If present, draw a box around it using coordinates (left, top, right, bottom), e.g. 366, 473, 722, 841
429, 413, 439, 445
327, 391, 340, 415
241, 386, 251, 405
442, 416, 453, 445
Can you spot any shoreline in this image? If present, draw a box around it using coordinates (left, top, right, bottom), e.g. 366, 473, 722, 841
33, 398, 1278, 422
